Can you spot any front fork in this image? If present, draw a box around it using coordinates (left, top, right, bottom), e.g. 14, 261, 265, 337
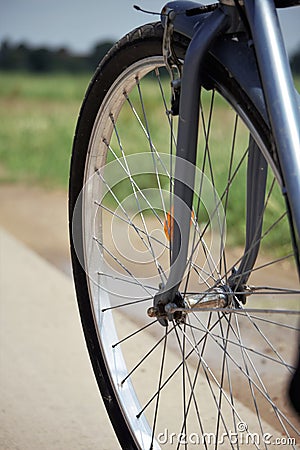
153, 3, 269, 320
153, 7, 229, 323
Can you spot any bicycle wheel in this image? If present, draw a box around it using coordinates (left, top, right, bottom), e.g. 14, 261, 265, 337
69, 23, 300, 449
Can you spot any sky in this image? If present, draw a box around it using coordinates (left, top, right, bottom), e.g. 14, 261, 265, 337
0, 0, 299, 56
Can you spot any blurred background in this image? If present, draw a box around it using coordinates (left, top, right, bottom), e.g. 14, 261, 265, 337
1, 0, 300, 56
1, 0, 299, 184
0, 0, 299, 272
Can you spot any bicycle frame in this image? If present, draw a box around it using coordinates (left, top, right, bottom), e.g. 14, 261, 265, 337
156, 0, 300, 307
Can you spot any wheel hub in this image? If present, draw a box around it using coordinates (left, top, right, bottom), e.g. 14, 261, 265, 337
148, 285, 240, 326
148, 290, 186, 326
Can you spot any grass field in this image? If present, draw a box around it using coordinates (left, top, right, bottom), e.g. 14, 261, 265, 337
0, 71, 299, 188
0, 71, 298, 252
0, 72, 91, 187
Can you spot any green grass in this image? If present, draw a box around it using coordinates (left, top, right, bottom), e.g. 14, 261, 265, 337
0, 71, 91, 187
0, 71, 91, 101
294, 76, 300, 92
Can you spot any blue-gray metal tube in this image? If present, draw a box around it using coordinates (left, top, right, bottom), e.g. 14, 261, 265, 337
244, 0, 300, 243
160, 8, 229, 303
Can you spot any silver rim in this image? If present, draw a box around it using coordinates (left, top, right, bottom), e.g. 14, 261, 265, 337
77, 56, 300, 449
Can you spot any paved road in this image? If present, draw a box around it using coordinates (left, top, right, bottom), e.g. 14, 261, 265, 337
0, 228, 120, 450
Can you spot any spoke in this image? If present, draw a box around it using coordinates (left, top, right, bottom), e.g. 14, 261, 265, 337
102, 138, 163, 226
215, 313, 234, 449
189, 214, 225, 287
209, 289, 298, 297
199, 92, 226, 281
172, 320, 208, 450
182, 287, 300, 296
97, 271, 157, 292
101, 296, 153, 313
149, 318, 247, 447
171, 306, 300, 315
242, 314, 299, 331
185, 145, 250, 286
187, 314, 214, 449
112, 320, 157, 348
135, 77, 169, 224
187, 314, 296, 441
137, 314, 225, 417
104, 124, 167, 284
190, 209, 290, 307
96, 201, 169, 251
224, 212, 288, 287
229, 313, 297, 442
173, 324, 188, 450
221, 114, 239, 281
182, 324, 187, 450
230, 176, 276, 291
195, 235, 224, 284
96, 168, 162, 268
192, 312, 299, 436
247, 285, 300, 294
183, 91, 222, 295
232, 252, 294, 280
190, 258, 217, 288
93, 236, 154, 298
184, 321, 296, 370
236, 301, 295, 375
176, 321, 245, 449
219, 315, 240, 449
124, 88, 172, 182
233, 315, 267, 449
125, 323, 175, 388
150, 326, 168, 449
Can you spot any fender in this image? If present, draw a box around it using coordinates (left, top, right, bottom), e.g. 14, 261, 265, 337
162, 1, 300, 125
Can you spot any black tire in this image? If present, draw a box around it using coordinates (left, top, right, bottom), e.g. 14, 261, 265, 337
69, 22, 299, 449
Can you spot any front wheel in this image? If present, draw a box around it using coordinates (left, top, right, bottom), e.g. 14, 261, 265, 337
69, 23, 300, 449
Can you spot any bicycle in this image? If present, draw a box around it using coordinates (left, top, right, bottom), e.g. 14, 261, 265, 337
69, 0, 300, 448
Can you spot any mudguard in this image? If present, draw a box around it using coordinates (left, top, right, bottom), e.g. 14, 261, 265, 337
162, 1, 300, 124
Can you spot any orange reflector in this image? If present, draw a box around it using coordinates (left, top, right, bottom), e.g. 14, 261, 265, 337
163, 208, 195, 242
164, 209, 173, 241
